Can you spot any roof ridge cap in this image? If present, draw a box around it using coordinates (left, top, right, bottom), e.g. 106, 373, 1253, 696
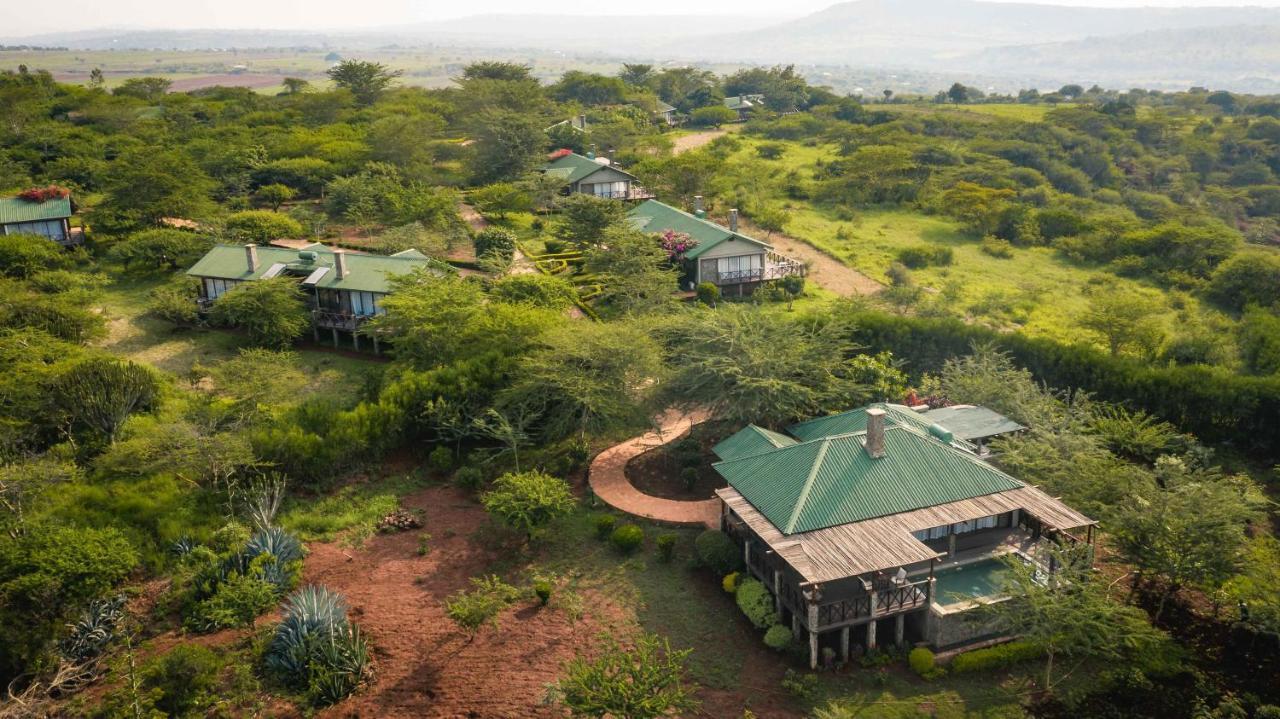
783, 439, 830, 534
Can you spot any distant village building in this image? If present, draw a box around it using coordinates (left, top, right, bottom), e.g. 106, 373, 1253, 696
724, 94, 765, 121
545, 115, 588, 133
539, 150, 652, 200
713, 403, 1096, 667
654, 100, 678, 126
0, 193, 76, 245
627, 198, 804, 294
186, 243, 440, 352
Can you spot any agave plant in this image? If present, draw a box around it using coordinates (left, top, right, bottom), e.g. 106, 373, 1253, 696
265, 585, 349, 679
244, 527, 304, 566
60, 595, 127, 663
169, 536, 197, 557
308, 626, 371, 705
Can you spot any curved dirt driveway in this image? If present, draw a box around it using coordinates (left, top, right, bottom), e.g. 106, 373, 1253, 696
588, 409, 720, 528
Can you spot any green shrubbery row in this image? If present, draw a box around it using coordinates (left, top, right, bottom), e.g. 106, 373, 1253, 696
949, 640, 1044, 673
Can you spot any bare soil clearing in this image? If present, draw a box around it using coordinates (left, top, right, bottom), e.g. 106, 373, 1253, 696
672, 128, 736, 155
738, 218, 883, 297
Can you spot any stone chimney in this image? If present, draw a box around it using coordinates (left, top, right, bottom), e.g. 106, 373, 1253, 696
577, 114, 586, 129
728, 208, 739, 232
694, 195, 705, 218
864, 407, 886, 459
244, 244, 258, 272
333, 248, 347, 280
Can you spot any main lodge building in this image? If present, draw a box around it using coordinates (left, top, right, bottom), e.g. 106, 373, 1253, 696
712, 403, 1095, 667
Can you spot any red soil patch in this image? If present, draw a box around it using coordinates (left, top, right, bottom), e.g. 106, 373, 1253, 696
305, 485, 624, 718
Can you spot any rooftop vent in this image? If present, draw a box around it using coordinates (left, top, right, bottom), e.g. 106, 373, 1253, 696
928, 423, 953, 444
694, 195, 706, 219
297, 250, 317, 264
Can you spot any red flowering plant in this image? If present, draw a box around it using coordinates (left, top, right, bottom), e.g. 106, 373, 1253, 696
548, 148, 573, 160
17, 185, 70, 203
658, 230, 698, 262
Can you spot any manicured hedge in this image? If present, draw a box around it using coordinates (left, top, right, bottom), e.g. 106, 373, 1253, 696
949, 640, 1044, 674
847, 311, 1280, 460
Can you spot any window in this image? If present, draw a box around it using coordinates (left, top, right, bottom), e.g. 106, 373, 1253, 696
348, 291, 381, 316
716, 254, 762, 279
202, 277, 240, 300
928, 525, 949, 540
585, 181, 628, 198
953, 519, 976, 534
8, 219, 65, 241
976, 515, 998, 530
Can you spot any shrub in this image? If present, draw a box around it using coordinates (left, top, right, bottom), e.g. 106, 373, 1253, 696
896, 245, 953, 268
427, 446, 453, 472
445, 575, 521, 631
696, 281, 720, 306
111, 228, 214, 271
980, 235, 1015, 258
1256, 706, 1280, 719
533, 579, 553, 606
148, 277, 201, 326
265, 586, 369, 706
949, 640, 1044, 674
909, 647, 936, 676
474, 227, 517, 262
763, 625, 793, 650
610, 523, 644, 553
0, 233, 68, 278
453, 465, 484, 491
695, 530, 742, 575
225, 210, 304, 244
722, 572, 739, 593
185, 569, 279, 632
143, 644, 220, 718
679, 466, 700, 491
656, 534, 677, 563
210, 277, 310, 349
481, 470, 576, 540
489, 274, 578, 309
594, 514, 617, 541
781, 669, 817, 701
735, 578, 778, 629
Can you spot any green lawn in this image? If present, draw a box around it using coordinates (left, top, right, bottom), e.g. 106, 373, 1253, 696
880, 103, 1054, 123
96, 273, 380, 405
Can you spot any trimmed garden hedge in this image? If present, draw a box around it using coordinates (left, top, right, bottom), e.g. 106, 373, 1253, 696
847, 310, 1280, 460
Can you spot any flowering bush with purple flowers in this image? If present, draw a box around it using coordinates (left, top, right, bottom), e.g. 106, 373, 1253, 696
658, 230, 698, 262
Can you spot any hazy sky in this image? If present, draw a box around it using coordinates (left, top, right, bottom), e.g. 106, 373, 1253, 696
8, 0, 1280, 37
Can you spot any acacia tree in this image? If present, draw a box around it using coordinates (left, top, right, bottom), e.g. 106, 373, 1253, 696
978, 545, 1171, 693
555, 194, 629, 248
54, 358, 159, 443
326, 60, 402, 106
585, 227, 678, 317
1113, 459, 1259, 621
210, 277, 310, 349
480, 471, 575, 541
660, 307, 902, 427
553, 632, 698, 719
1079, 286, 1165, 358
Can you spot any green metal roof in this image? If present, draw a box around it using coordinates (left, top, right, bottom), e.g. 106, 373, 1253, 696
713, 424, 798, 461
186, 245, 437, 294
655, 100, 676, 113
713, 423, 1025, 535
724, 94, 764, 111
626, 200, 770, 259
540, 152, 635, 185
922, 406, 1026, 442
0, 196, 72, 225
790, 403, 938, 440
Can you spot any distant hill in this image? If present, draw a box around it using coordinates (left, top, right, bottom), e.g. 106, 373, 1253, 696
960, 25, 1280, 92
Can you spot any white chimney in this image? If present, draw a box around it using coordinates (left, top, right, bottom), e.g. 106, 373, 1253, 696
728, 208, 739, 232
244, 244, 258, 272
694, 195, 705, 217
864, 407, 886, 459
333, 248, 347, 279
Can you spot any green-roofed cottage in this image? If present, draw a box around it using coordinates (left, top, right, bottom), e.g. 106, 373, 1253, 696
539, 150, 652, 201
724, 94, 765, 121
626, 198, 804, 293
711, 405, 1095, 666
186, 243, 440, 352
0, 193, 76, 245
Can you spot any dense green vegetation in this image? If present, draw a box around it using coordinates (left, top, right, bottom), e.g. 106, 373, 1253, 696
1, 59, 1277, 717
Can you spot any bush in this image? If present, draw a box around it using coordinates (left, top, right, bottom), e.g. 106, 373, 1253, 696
691, 105, 739, 128
143, 644, 220, 718
489, 274, 578, 309
980, 236, 1015, 258
185, 569, 279, 632
0, 234, 68, 278
427, 446, 453, 472
735, 578, 778, 629
610, 523, 644, 553
444, 575, 521, 631
909, 647, 936, 676
474, 227, 517, 262
695, 530, 743, 575
722, 571, 739, 593
594, 514, 617, 541
481, 470, 576, 540
225, 210, 304, 244
896, 245, 953, 268
656, 534, 677, 563
696, 281, 720, 306
680, 466, 700, 491
533, 579, 553, 606
210, 277, 310, 349
763, 624, 793, 650
148, 277, 201, 326
949, 640, 1043, 674
453, 465, 484, 491
781, 669, 817, 701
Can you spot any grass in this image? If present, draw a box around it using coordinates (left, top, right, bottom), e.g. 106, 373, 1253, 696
712, 134, 1234, 349
279, 471, 430, 543
96, 273, 380, 405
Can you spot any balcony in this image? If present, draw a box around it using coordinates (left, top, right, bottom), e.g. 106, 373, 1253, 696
711, 252, 807, 286
313, 310, 370, 331
814, 577, 931, 629
586, 185, 655, 201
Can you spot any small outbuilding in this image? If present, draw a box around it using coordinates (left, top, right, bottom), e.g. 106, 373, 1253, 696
0, 193, 75, 245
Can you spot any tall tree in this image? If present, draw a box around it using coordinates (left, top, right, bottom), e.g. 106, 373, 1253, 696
468, 109, 547, 184
54, 358, 158, 443
584, 226, 678, 317
618, 64, 655, 87
326, 60, 402, 106
210, 277, 310, 349
1079, 286, 1165, 358
554, 194, 629, 247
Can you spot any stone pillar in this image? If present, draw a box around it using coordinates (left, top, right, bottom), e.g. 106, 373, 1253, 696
895, 614, 905, 646
948, 532, 957, 558
840, 626, 850, 661
792, 611, 800, 636
773, 571, 782, 614
372, 335, 380, 356
353, 331, 360, 352
809, 628, 819, 670
332, 328, 339, 348
866, 618, 877, 650
743, 541, 751, 572
312, 324, 319, 342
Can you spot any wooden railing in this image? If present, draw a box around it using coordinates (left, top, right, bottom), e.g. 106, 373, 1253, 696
817, 595, 873, 627
876, 581, 929, 614
313, 310, 369, 331
812, 577, 932, 629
